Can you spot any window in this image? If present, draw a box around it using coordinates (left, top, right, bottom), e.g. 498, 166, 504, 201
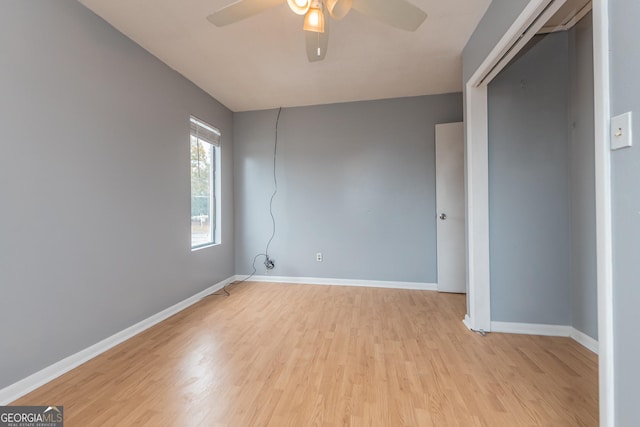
190, 116, 221, 249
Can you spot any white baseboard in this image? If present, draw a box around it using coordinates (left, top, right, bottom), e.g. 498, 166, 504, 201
491, 321, 573, 337
463, 314, 473, 330
490, 321, 598, 354
0, 276, 234, 405
236, 275, 438, 291
570, 328, 600, 354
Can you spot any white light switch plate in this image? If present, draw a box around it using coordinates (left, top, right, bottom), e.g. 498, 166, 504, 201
611, 111, 633, 150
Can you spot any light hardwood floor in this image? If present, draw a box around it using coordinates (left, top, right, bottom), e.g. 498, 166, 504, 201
14, 282, 598, 426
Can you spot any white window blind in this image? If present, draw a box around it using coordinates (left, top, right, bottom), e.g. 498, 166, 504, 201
190, 116, 221, 147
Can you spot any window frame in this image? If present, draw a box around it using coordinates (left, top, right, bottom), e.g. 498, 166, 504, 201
190, 116, 221, 250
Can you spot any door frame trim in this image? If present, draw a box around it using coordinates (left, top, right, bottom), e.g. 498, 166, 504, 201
464, 0, 560, 333
463, 0, 614, 424
593, 0, 614, 424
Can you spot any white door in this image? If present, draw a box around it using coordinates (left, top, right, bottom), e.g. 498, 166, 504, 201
435, 122, 466, 293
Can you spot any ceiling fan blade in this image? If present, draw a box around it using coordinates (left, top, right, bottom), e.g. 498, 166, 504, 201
207, 0, 285, 27
351, 0, 427, 31
305, 10, 330, 62
327, 0, 352, 20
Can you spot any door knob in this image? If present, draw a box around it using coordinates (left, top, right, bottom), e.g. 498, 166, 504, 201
439, 213, 447, 220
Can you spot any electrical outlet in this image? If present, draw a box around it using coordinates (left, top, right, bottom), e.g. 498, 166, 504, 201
316, 252, 323, 262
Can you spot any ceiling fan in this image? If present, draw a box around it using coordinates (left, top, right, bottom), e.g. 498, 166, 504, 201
207, 0, 427, 62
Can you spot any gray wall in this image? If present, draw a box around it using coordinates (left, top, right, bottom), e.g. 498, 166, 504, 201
568, 13, 598, 339
234, 95, 462, 283
0, 1, 234, 389
488, 33, 572, 325
609, 0, 640, 424
463, 0, 530, 83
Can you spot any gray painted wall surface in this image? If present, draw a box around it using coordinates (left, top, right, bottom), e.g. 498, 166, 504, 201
609, 0, 640, 424
234, 95, 462, 283
568, 14, 598, 340
462, 0, 530, 83
488, 33, 572, 325
0, 1, 234, 389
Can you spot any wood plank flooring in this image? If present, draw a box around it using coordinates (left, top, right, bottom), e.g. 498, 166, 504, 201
13, 282, 599, 426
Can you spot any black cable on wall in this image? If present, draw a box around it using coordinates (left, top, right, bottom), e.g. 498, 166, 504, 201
210, 107, 282, 297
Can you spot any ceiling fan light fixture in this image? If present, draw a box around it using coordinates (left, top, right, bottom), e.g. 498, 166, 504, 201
303, 3, 325, 33
287, 0, 311, 16
326, 0, 352, 20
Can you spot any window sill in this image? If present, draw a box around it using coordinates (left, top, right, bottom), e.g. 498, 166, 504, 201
191, 242, 221, 252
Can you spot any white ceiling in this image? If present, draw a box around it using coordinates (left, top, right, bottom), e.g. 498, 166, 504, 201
79, 0, 492, 112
